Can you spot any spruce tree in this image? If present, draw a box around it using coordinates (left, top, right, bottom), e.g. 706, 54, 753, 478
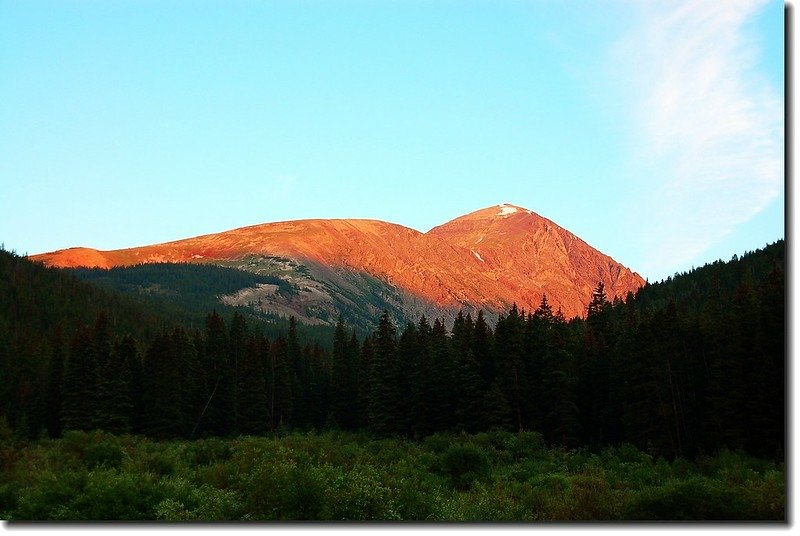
228, 312, 249, 435
270, 334, 293, 430
287, 317, 312, 428
44, 327, 65, 437
428, 318, 455, 433
202, 312, 231, 437
330, 318, 359, 430
494, 304, 526, 432
409, 317, 432, 437
369, 311, 399, 436
238, 334, 270, 435
94, 333, 135, 434
61, 325, 97, 431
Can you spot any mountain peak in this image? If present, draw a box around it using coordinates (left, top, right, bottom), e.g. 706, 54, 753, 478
459, 203, 538, 220
495, 203, 533, 217
30, 205, 645, 320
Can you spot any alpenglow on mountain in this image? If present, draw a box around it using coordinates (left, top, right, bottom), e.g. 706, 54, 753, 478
30, 204, 645, 326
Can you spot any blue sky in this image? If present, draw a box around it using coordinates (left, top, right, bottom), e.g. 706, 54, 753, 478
0, 0, 784, 282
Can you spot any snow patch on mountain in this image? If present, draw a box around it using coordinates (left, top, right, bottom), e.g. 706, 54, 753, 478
497, 204, 518, 217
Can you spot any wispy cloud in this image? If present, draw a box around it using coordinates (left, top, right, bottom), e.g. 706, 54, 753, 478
610, 0, 783, 279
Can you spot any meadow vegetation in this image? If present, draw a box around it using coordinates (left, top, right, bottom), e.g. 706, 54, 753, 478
0, 429, 784, 521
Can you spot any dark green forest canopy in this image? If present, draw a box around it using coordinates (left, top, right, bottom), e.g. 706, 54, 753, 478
0, 240, 785, 462
66, 262, 336, 344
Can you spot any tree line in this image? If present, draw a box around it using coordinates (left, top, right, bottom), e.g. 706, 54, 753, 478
0, 242, 784, 460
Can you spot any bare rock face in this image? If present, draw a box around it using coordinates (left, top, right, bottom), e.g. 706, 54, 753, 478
30, 204, 645, 320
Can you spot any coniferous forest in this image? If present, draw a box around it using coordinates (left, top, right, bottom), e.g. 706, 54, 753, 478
0, 241, 785, 521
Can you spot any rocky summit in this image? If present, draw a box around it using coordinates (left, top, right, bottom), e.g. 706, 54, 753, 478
30, 204, 645, 325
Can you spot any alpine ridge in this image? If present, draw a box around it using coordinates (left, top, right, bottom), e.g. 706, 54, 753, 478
30, 204, 645, 323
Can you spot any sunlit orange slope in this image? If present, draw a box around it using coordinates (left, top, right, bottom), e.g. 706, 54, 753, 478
30, 204, 645, 318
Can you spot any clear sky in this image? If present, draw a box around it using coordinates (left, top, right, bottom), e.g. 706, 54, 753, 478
0, 0, 784, 282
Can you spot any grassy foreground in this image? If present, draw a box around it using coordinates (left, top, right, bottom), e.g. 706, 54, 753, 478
0, 430, 785, 521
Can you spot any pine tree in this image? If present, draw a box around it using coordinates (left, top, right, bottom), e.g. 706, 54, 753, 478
228, 312, 249, 435
238, 334, 270, 435
270, 334, 293, 430
61, 325, 97, 431
526, 295, 556, 433
409, 317, 432, 438
494, 304, 526, 432
579, 283, 614, 448
330, 318, 359, 430
357, 335, 374, 430
482, 379, 513, 431
369, 311, 400, 436
202, 312, 231, 437
452, 312, 483, 432
394, 322, 418, 437
89, 313, 113, 429
428, 318, 455, 433
472, 310, 494, 387
44, 327, 65, 437
141, 328, 193, 439
287, 317, 312, 429
756, 263, 785, 458
94, 333, 135, 434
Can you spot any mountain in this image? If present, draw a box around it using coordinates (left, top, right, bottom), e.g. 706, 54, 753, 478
30, 203, 645, 325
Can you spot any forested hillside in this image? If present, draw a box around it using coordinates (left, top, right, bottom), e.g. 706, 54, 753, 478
0, 241, 784, 462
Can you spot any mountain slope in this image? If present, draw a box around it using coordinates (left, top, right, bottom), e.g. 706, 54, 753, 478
30, 203, 645, 322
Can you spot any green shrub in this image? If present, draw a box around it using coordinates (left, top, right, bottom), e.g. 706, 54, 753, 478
59, 430, 90, 457
243, 458, 333, 520
185, 438, 232, 466
196, 461, 238, 490
323, 464, 400, 520
505, 431, 544, 461
159, 484, 245, 521
70, 469, 162, 520
529, 472, 570, 494
83, 441, 124, 470
568, 469, 620, 520
13, 470, 87, 520
155, 498, 191, 520
447, 480, 532, 521
0, 482, 21, 518
435, 444, 492, 490
423, 433, 453, 454
737, 469, 785, 520
141, 450, 177, 477
192, 485, 244, 520
625, 477, 740, 520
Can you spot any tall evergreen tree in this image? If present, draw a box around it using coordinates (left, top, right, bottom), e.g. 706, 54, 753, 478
472, 310, 494, 387
452, 312, 483, 432
228, 312, 249, 435
428, 318, 456, 433
287, 317, 312, 428
270, 334, 293, 430
357, 335, 374, 430
369, 311, 400, 436
579, 283, 614, 448
44, 327, 65, 437
200, 312, 231, 437
94, 333, 135, 434
238, 333, 270, 435
409, 317, 432, 438
61, 325, 97, 431
141, 330, 189, 439
494, 304, 526, 432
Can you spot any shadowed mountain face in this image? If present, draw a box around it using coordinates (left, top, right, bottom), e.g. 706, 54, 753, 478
30, 204, 645, 324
